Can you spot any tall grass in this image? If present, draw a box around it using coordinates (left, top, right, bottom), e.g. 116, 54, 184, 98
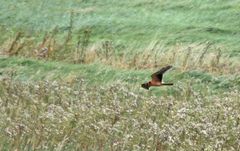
1, 29, 239, 75
0, 76, 239, 150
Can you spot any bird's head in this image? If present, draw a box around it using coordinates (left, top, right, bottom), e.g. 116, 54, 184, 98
141, 82, 150, 90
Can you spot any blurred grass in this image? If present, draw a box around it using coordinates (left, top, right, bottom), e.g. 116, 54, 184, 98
0, 0, 239, 100
1, 0, 240, 56
0, 57, 239, 96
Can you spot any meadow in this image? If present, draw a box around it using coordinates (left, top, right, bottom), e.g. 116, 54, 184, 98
0, 0, 240, 150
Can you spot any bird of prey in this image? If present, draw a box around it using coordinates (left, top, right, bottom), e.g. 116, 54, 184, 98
141, 65, 173, 90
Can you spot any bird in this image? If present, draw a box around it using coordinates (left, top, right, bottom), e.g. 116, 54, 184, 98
141, 65, 173, 90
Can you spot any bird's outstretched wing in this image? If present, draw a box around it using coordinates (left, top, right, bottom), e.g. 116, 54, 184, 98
151, 65, 172, 82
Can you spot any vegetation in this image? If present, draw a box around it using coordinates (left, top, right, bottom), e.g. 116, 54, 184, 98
0, 77, 239, 150
0, 0, 240, 150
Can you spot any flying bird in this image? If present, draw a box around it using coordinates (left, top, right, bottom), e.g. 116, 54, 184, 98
141, 65, 173, 90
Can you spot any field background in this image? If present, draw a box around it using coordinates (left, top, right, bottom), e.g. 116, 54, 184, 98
0, 0, 240, 150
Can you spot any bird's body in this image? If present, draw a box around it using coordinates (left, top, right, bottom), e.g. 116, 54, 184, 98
141, 65, 173, 90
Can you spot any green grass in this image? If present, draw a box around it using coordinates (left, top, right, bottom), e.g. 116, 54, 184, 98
0, 57, 239, 95
0, 56, 146, 83
1, 0, 240, 55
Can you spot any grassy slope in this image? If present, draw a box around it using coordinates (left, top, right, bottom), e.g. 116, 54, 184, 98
0, 0, 239, 91
1, 57, 239, 95
1, 0, 240, 56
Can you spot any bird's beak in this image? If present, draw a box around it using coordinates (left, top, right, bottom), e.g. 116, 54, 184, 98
141, 83, 149, 90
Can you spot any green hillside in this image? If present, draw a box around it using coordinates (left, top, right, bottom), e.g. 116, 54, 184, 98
1, 0, 240, 55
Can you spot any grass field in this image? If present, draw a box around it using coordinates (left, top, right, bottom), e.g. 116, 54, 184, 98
0, 0, 240, 150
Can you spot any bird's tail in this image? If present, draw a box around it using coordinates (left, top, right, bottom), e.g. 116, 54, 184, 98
162, 83, 173, 86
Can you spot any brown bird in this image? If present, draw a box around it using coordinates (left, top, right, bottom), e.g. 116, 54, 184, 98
141, 65, 173, 90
